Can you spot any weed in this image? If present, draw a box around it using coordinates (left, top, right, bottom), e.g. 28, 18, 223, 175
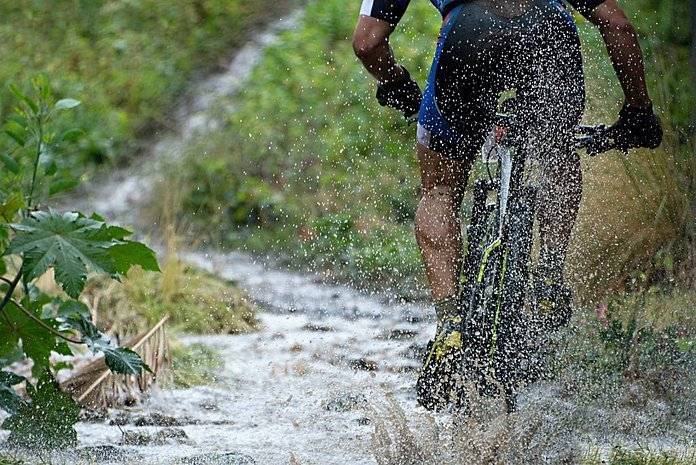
167, 342, 225, 388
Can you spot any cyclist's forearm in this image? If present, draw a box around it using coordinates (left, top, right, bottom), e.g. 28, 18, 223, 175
589, 1, 652, 107
358, 41, 407, 83
353, 16, 406, 84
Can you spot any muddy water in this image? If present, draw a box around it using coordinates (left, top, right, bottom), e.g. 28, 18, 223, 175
3, 7, 693, 465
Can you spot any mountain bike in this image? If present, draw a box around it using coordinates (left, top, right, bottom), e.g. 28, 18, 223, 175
458, 97, 616, 412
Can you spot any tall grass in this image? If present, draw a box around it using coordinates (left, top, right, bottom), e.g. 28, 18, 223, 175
568, 8, 696, 301
0, 0, 289, 167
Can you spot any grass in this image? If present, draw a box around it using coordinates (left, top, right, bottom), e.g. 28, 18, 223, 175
583, 446, 696, 465
83, 259, 258, 337
0, 456, 24, 465
167, 341, 225, 388
0, 0, 292, 169
568, 3, 696, 301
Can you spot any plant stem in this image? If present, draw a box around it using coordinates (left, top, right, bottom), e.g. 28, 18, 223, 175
27, 118, 43, 210
10, 298, 83, 345
0, 270, 22, 314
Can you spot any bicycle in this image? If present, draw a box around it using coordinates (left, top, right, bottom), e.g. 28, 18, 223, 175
458, 97, 617, 412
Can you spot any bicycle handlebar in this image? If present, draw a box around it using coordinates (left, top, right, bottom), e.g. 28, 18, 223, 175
493, 112, 620, 157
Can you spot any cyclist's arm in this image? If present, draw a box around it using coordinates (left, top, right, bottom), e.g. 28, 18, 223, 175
585, 0, 652, 108
352, 0, 411, 84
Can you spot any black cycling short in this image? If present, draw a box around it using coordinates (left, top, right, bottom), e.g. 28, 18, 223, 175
417, 0, 586, 160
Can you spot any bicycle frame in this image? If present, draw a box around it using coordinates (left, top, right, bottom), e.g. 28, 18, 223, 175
459, 111, 539, 411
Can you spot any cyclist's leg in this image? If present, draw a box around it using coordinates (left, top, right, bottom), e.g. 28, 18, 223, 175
517, 0, 586, 321
415, 144, 471, 302
414, 2, 496, 304
414, 2, 500, 411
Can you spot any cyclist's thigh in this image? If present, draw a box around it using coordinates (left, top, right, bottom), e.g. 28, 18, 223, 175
517, 0, 585, 144
417, 3, 503, 163
417, 143, 472, 202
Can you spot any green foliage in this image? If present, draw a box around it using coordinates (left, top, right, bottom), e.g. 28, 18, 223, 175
2, 372, 80, 449
163, 0, 436, 287
8, 210, 158, 298
168, 342, 224, 388
583, 446, 696, 465
0, 82, 159, 448
0, 0, 287, 167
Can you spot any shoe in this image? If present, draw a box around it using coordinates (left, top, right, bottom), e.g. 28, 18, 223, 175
531, 273, 572, 331
416, 314, 465, 411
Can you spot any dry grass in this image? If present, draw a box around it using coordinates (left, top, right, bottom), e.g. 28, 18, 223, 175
568, 54, 696, 303
82, 261, 258, 337
583, 446, 696, 465
369, 391, 579, 465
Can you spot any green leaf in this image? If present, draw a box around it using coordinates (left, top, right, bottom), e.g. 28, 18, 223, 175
0, 372, 27, 415
7, 210, 159, 297
0, 153, 20, 174
108, 241, 160, 273
7, 210, 123, 297
0, 382, 25, 415
0, 301, 61, 376
9, 84, 38, 114
57, 300, 91, 320
44, 159, 57, 176
60, 312, 151, 375
2, 371, 79, 449
103, 347, 152, 375
4, 120, 27, 147
0, 192, 25, 221
48, 177, 80, 195
0, 371, 25, 386
54, 99, 81, 111
59, 128, 84, 142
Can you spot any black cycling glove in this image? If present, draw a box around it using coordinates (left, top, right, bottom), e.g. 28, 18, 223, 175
608, 103, 663, 151
376, 67, 422, 121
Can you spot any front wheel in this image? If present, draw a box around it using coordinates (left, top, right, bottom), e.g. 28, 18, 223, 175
461, 186, 538, 411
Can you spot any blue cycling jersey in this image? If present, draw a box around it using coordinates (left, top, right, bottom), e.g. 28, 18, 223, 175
359, 0, 605, 24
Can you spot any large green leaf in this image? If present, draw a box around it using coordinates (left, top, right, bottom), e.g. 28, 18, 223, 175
1, 301, 60, 376
6, 210, 159, 298
58, 304, 151, 375
2, 371, 79, 449
0, 371, 27, 415
103, 347, 152, 375
0, 383, 24, 415
108, 241, 159, 274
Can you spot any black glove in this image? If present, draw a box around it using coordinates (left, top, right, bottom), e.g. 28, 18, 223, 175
608, 102, 663, 151
376, 67, 422, 120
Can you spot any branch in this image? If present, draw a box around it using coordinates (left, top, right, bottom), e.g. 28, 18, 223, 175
0, 270, 22, 314
10, 298, 84, 345
0, 277, 12, 286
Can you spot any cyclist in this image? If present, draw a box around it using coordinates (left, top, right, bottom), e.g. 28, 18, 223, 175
353, 0, 662, 410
